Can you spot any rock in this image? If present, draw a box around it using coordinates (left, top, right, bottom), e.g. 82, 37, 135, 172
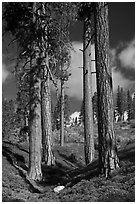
121, 126, 129, 130
53, 186, 65, 193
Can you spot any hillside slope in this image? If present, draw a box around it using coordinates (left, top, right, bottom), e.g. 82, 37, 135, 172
2, 121, 135, 202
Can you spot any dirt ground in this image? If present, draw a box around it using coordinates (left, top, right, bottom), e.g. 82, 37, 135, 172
2, 121, 135, 202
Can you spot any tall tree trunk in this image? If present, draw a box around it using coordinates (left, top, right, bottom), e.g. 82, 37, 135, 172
39, 3, 55, 165
28, 68, 42, 181
27, 2, 42, 181
83, 17, 95, 165
60, 80, 65, 146
94, 2, 119, 177
41, 68, 55, 166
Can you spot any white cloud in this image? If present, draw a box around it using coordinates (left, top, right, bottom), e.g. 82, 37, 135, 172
2, 64, 10, 83
112, 71, 134, 92
110, 48, 117, 68
60, 39, 135, 100
66, 41, 96, 99
66, 42, 83, 99
118, 39, 135, 69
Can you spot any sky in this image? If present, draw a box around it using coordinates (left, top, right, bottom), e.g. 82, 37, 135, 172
2, 2, 135, 112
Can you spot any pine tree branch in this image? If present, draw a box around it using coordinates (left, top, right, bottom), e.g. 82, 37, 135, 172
79, 33, 95, 52
45, 63, 59, 98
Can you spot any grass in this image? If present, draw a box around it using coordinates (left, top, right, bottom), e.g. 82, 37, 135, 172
2, 120, 135, 202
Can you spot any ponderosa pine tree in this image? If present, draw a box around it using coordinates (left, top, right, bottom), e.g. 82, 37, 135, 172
77, 2, 95, 164
3, 2, 60, 178
37, 3, 55, 165
41, 71, 55, 165
3, 2, 76, 173
53, 94, 70, 131
3, 2, 43, 180
94, 2, 119, 177
51, 3, 76, 146
27, 3, 43, 180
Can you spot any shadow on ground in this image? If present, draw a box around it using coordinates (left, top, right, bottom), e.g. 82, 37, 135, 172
2, 140, 135, 186
2, 139, 135, 202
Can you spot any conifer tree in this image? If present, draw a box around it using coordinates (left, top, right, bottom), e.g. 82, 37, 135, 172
94, 2, 119, 176
78, 2, 95, 165
132, 93, 135, 119
3, 2, 43, 180
127, 90, 132, 121
51, 3, 76, 146
3, 2, 76, 179
53, 94, 70, 130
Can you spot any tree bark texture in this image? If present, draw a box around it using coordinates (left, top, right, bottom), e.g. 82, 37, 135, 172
94, 2, 119, 176
60, 80, 65, 146
28, 68, 42, 181
27, 2, 43, 181
41, 68, 55, 166
39, 3, 55, 166
83, 17, 95, 165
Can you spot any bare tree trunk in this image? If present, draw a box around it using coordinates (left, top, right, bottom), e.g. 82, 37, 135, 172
60, 80, 65, 146
94, 2, 119, 177
38, 3, 55, 165
41, 68, 55, 166
27, 2, 42, 181
83, 17, 95, 165
28, 68, 42, 181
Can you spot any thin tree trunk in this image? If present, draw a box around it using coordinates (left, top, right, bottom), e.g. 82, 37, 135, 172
83, 17, 95, 165
94, 2, 119, 177
60, 80, 65, 146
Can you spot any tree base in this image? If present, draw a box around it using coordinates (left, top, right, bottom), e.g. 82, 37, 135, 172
27, 168, 42, 182
103, 148, 119, 178
42, 147, 55, 166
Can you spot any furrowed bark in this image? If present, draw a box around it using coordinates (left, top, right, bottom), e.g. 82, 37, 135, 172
40, 3, 55, 166
94, 2, 119, 176
41, 68, 55, 166
28, 68, 42, 181
27, 2, 42, 181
